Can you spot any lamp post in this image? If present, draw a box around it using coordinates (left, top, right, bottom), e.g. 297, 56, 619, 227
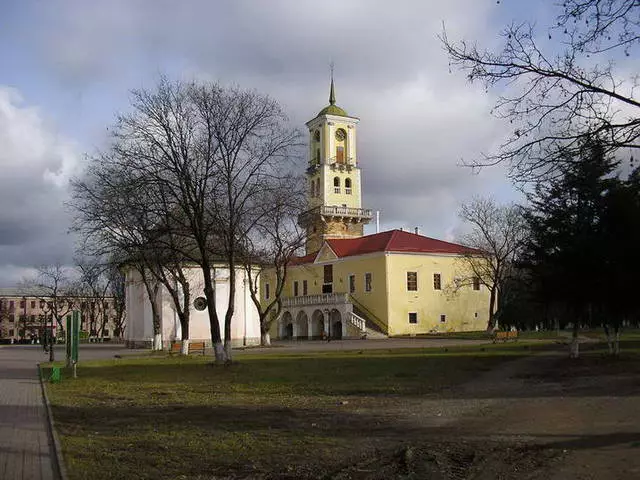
49, 311, 55, 362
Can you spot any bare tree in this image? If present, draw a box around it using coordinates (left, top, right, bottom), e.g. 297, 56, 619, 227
241, 176, 306, 346
26, 263, 77, 361
71, 77, 300, 362
456, 197, 528, 331
442, 0, 639, 182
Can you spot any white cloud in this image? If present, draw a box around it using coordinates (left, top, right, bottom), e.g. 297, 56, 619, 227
0, 86, 80, 285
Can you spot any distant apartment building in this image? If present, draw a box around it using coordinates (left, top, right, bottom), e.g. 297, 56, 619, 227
0, 288, 124, 343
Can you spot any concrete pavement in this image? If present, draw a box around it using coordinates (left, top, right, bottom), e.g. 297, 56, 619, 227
0, 345, 57, 480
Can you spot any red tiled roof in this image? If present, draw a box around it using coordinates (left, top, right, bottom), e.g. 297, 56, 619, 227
291, 229, 481, 265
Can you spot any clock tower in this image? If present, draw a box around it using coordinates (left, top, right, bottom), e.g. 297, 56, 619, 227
299, 76, 372, 254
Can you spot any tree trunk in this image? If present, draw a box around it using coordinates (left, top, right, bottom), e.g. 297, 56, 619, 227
486, 286, 497, 332
153, 333, 163, 351
614, 324, 620, 356
261, 331, 271, 347
213, 341, 226, 364
570, 322, 580, 358
181, 338, 190, 355
224, 339, 233, 364
201, 262, 223, 361
604, 324, 614, 355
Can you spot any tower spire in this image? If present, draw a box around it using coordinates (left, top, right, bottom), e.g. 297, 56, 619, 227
329, 62, 336, 105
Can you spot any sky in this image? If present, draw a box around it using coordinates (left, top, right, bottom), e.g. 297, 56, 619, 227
0, 0, 541, 286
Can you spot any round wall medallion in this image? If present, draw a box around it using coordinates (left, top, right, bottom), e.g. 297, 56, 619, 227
193, 296, 207, 311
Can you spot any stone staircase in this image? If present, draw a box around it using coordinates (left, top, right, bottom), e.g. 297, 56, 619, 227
350, 306, 387, 339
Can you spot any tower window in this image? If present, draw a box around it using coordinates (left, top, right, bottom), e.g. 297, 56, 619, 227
314, 130, 320, 142
333, 177, 340, 194
473, 276, 480, 290
316, 148, 321, 164
310, 179, 315, 197
345, 178, 352, 194
336, 146, 345, 164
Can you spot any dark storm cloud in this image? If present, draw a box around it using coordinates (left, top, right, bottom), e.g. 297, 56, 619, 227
0, 0, 521, 283
0, 87, 77, 285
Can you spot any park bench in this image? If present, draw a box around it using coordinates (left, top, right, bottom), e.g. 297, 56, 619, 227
170, 341, 206, 355
493, 330, 519, 343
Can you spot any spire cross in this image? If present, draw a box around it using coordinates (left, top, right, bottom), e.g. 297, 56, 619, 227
329, 62, 336, 105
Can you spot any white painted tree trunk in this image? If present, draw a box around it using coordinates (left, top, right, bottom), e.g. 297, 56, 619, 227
153, 333, 163, 351
261, 331, 271, 347
614, 330, 620, 356
213, 341, 226, 364
570, 336, 580, 358
224, 341, 233, 364
181, 338, 190, 355
606, 330, 614, 355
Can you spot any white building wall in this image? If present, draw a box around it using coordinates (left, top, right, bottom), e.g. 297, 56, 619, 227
124, 265, 261, 349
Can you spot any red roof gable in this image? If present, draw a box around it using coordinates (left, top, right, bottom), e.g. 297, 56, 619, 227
291, 229, 481, 265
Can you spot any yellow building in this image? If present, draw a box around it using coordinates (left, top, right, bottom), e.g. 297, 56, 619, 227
261, 79, 490, 339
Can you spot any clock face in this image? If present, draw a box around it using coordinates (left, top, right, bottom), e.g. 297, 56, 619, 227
335, 129, 345, 141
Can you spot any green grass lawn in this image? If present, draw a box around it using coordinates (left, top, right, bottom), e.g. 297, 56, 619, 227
43, 343, 545, 480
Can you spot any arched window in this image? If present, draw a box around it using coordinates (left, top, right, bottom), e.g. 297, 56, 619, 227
316, 178, 321, 197
335, 128, 346, 164
333, 177, 340, 194
345, 178, 352, 194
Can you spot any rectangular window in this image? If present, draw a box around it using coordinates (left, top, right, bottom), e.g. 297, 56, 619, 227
345, 187, 352, 194
349, 274, 356, 294
324, 265, 333, 283
9, 300, 14, 310
334, 186, 341, 194
8, 329, 14, 337
294, 281, 299, 297
20, 300, 26, 309
433, 273, 442, 290
322, 283, 333, 294
473, 276, 480, 291
303, 280, 308, 296
30, 300, 36, 309
103, 329, 109, 337
336, 146, 345, 164
9, 314, 15, 323
265, 283, 270, 300
365, 273, 372, 292
408, 312, 418, 324
440, 314, 446, 323
40, 300, 45, 309
407, 272, 418, 291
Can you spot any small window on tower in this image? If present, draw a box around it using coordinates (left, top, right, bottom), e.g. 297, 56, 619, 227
314, 130, 320, 142
345, 177, 352, 194
333, 177, 340, 194
336, 146, 345, 164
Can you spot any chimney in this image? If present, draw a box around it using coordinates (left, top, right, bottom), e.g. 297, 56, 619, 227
414, 227, 419, 235
400, 227, 403, 232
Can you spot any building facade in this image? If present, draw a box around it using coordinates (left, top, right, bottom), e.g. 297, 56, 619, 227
0, 288, 123, 343
260, 80, 491, 339
123, 265, 261, 349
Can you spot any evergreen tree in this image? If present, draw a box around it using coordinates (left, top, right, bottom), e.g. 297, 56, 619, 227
522, 139, 619, 357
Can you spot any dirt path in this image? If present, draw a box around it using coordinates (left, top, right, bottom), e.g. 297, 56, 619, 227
332, 347, 640, 479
